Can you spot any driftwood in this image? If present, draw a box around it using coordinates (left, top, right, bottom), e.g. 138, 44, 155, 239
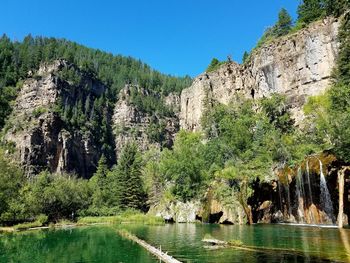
117, 230, 182, 263
202, 238, 227, 245
202, 237, 331, 257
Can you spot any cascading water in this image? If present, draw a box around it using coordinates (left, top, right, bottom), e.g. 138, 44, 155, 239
284, 174, 292, 216
295, 167, 305, 222
319, 160, 335, 223
277, 181, 283, 211
306, 160, 313, 205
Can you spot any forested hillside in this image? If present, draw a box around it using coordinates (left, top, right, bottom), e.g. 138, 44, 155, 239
0, 35, 192, 129
0, 0, 349, 227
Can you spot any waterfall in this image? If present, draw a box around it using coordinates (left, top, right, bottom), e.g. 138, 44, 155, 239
277, 181, 283, 211
296, 167, 305, 222
319, 160, 335, 223
306, 160, 313, 205
285, 175, 292, 216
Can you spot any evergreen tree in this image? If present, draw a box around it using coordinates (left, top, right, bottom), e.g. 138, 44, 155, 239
110, 143, 145, 210
0, 35, 192, 130
88, 155, 110, 214
275, 8, 293, 37
242, 51, 249, 64
298, 0, 325, 25
206, 58, 222, 72
324, 0, 348, 17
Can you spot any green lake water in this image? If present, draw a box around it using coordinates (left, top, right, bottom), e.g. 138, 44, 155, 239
1, 224, 350, 263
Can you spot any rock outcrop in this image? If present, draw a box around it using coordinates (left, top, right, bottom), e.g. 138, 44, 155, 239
149, 200, 201, 223
180, 17, 340, 131
150, 197, 245, 224
112, 85, 179, 158
3, 60, 106, 178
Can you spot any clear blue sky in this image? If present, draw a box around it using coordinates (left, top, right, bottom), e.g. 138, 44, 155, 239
1, 0, 299, 77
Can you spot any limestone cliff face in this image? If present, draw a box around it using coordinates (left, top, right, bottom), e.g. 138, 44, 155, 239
3, 60, 106, 178
180, 17, 340, 131
112, 85, 179, 158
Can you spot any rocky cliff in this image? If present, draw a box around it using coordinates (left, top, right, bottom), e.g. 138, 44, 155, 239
3, 60, 107, 178
2, 62, 180, 178
180, 17, 340, 131
112, 85, 179, 159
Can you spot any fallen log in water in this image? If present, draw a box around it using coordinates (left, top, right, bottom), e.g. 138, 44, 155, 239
202, 237, 326, 256
117, 229, 182, 263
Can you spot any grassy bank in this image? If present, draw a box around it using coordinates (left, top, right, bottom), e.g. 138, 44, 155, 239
78, 211, 164, 226
0, 211, 164, 233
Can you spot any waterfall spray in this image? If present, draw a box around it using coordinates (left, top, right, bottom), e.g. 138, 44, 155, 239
296, 167, 305, 222
284, 174, 292, 216
319, 160, 335, 223
306, 160, 313, 205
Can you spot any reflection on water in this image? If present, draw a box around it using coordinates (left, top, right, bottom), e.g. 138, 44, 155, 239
124, 224, 350, 263
0, 226, 157, 263
0, 224, 349, 263
339, 228, 350, 262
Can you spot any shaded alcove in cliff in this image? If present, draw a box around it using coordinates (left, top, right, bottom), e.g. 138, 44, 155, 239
208, 211, 223, 224
250, 154, 350, 226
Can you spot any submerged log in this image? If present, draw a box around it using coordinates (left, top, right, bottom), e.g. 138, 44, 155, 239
202, 237, 331, 258
117, 230, 182, 263
202, 238, 227, 245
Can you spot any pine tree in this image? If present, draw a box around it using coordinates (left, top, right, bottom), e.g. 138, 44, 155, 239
206, 58, 221, 72
275, 8, 293, 37
325, 0, 349, 17
89, 155, 109, 211
298, 0, 325, 25
242, 51, 249, 64
111, 143, 145, 210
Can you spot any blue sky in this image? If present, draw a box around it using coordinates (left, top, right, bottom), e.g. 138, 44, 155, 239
1, 0, 299, 77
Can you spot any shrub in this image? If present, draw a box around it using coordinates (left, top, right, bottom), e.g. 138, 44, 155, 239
32, 107, 47, 118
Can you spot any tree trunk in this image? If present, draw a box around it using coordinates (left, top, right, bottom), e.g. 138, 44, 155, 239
238, 180, 254, 225
243, 204, 253, 225
338, 167, 346, 228
238, 198, 253, 225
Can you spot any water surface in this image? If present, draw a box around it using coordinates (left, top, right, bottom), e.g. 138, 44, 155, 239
124, 224, 350, 263
1, 224, 350, 263
0, 226, 157, 263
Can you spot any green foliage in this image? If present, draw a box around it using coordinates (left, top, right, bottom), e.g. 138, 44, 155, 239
32, 107, 47, 118
0, 150, 25, 225
159, 131, 207, 201
206, 58, 225, 73
302, 14, 350, 162
260, 94, 295, 133
242, 51, 250, 64
297, 0, 348, 26
256, 8, 293, 49
24, 171, 91, 222
142, 148, 165, 207
0, 86, 17, 128
0, 34, 192, 131
324, 0, 349, 17
275, 8, 293, 37
78, 210, 164, 225
128, 86, 174, 118
323, 14, 350, 161
298, 0, 325, 25
108, 143, 146, 210
87, 155, 115, 215
146, 121, 167, 144
13, 214, 48, 230
57, 67, 82, 86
